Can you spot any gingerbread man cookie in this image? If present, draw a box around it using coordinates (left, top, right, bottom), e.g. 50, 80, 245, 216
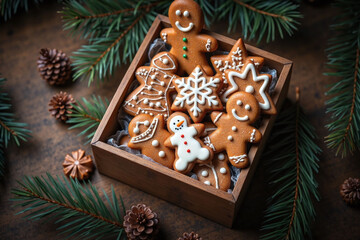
128, 114, 175, 169
207, 91, 262, 168
193, 152, 231, 191
123, 52, 179, 120
224, 59, 277, 115
210, 38, 264, 102
164, 112, 213, 174
171, 65, 223, 123
160, 0, 218, 75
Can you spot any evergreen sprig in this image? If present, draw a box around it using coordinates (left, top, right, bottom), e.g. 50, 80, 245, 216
0, 142, 5, 178
67, 95, 108, 144
324, 0, 360, 157
11, 173, 125, 240
260, 89, 321, 240
61, 0, 301, 85
0, 76, 31, 147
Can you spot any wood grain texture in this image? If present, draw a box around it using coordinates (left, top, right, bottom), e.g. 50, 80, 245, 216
0, 2, 359, 240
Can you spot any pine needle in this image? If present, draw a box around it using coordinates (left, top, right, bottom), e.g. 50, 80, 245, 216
67, 95, 109, 144
324, 0, 360, 157
260, 89, 321, 240
0, 0, 44, 21
11, 173, 125, 240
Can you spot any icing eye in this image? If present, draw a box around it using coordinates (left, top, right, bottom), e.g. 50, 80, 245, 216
237, 100, 242, 106
245, 104, 251, 110
162, 58, 169, 64
183, 10, 189, 17
177, 119, 180, 122
176, 10, 181, 16
173, 123, 176, 125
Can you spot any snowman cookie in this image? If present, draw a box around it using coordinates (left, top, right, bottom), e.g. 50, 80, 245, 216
123, 52, 179, 120
128, 114, 175, 168
207, 91, 262, 168
193, 152, 231, 191
160, 0, 218, 75
164, 112, 213, 174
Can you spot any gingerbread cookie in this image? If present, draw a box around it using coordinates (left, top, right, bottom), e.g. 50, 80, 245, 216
164, 112, 213, 174
123, 52, 179, 120
210, 38, 264, 102
160, 0, 218, 75
224, 59, 277, 115
171, 65, 223, 123
206, 91, 262, 168
128, 114, 175, 169
193, 152, 231, 191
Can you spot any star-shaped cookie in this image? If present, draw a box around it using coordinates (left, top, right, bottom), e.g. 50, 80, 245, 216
210, 38, 264, 102
171, 65, 223, 123
224, 59, 277, 115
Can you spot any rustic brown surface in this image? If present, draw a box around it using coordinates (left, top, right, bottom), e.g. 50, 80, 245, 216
0, 2, 359, 240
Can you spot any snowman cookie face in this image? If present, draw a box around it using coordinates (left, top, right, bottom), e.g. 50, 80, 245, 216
226, 91, 259, 124
169, 114, 188, 132
169, 0, 203, 34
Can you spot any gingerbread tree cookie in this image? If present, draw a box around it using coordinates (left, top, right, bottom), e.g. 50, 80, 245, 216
171, 65, 223, 123
224, 59, 277, 115
160, 0, 218, 75
128, 114, 175, 169
164, 112, 213, 174
210, 38, 264, 102
193, 152, 231, 191
206, 91, 262, 168
123, 52, 179, 120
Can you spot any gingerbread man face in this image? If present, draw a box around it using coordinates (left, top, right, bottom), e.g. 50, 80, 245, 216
169, 0, 203, 35
128, 114, 175, 169
226, 90, 259, 125
151, 52, 178, 72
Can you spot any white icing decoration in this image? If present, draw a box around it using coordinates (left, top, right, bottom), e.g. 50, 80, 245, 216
174, 67, 220, 117
131, 118, 158, 143
203, 136, 216, 151
232, 126, 237, 132
133, 95, 138, 100
183, 10, 189, 17
227, 135, 233, 141
201, 170, 208, 177
152, 140, 159, 147
245, 104, 251, 110
144, 98, 149, 104
156, 102, 161, 107
175, 21, 194, 32
162, 33, 167, 42
204, 181, 211, 185
250, 129, 256, 143
213, 112, 223, 124
176, 9, 181, 16
245, 85, 255, 93
152, 53, 176, 70
144, 120, 150, 126
229, 154, 247, 164
237, 100, 242, 106
205, 39, 211, 52
218, 153, 225, 160
162, 58, 169, 64
200, 163, 219, 189
220, 167, 227, 174
225, 63, 271, 110
149, 102, 154, 107
232, 109, 249, 122
169, 115, 210, 171
158, 151, 165, 158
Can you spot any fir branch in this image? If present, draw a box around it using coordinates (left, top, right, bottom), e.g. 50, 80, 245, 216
0, 0, 43, 21
67, 95, 108, 144
324, 0, 360, 157
260, 89, 321, 240
0, 76, 31, 147
11, 173, 125, 240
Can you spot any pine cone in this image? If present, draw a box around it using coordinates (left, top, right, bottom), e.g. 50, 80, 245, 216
37, 48, 72, 85
63, 149, 94, 180
123, 204, 159, 240
178, 232, 202, 240
48, 91, 75, 122
340, 177, 360, 207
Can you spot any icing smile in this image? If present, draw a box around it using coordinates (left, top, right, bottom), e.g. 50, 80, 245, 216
232, 109, 249, 121
175, 124, 184, 131
175, 21, 194, 32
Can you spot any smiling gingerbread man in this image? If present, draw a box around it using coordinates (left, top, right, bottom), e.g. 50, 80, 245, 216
160, 0, 218, 75
206, 91, 262, 168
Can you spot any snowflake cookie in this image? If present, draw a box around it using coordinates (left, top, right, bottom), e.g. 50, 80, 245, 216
224, 59, 277, 115
206, 91, 262, 169
164, 112, 213, 174
123, 52, 179, 120
171, 65, 223, 123
128, 114, 175, 169
160, 0, 218, 75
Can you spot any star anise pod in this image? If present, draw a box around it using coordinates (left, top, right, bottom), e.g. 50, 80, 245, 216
63, 149, 94, 180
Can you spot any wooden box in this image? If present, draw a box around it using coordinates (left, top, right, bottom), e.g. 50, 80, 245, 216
91, 15, 292, 227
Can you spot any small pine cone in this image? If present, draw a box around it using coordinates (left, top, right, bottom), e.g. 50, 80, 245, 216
178, 232, 202, 240
340, 177, 360, 207
48, 91, 75, 122
123, 204, 159, 240
37, 48, 72, 85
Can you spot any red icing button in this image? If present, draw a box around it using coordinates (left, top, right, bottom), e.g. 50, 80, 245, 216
187, 149, 191, 153
181, 134, 185, 138
184, 141, 188, 145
